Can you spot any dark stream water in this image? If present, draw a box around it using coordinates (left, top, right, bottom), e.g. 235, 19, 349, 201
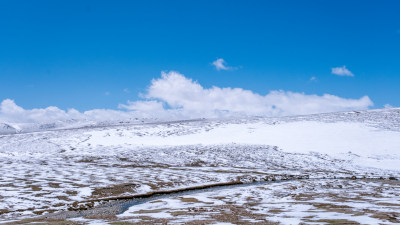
118, 181, 268, 213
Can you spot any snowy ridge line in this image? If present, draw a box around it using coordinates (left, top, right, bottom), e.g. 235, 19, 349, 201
68, 118, 207, 133
1, 107, 399, 135
65, 107, 400, 133
0, 118, 207, 136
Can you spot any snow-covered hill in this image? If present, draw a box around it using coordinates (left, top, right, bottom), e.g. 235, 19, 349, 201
1, 107, 400, 223
0, 123, 18, 134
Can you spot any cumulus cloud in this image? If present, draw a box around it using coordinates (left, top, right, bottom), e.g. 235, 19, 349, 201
331, 66, 354, 77
212, 58, 234, 71
0, 71, 374, 124
121, 71, 373, 118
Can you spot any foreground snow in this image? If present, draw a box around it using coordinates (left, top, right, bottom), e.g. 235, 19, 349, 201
0, 108, 399, 223
117, 179, 400, 224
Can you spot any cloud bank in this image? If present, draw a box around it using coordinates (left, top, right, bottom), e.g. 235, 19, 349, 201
0, 99, 136, 124
0, 71, 373, 124
331, 66, 354, 77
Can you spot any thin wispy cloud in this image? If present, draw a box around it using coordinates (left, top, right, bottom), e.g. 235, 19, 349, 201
310, 76, 317, 82
212, 58, 234, 71
331, 66, 354, 77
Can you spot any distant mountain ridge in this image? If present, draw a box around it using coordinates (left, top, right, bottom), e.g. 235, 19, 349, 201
0, 123, 18, 134
0, 107, 399, 135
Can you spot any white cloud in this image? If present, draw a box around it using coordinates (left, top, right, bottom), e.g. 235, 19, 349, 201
0, 99, 84, 123
0, 99, 146, 124
212, 58, 233, 71
331, 66, 354, 77
310, 76, 317, 81
1, 99, 24, 114
119, 100, 164, 112
82, 109, 135, 121
0, 71, 374, 124
121, 71, 373, 118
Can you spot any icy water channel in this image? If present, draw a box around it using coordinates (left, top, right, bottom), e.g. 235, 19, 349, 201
117, 176, 375, 214
118, 180, 268, 213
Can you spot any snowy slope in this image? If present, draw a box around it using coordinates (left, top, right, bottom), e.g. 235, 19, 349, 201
0, 123, 18, 135
81, 108, 400, 171
84, 120, 400, 170
0, 107, 399, 221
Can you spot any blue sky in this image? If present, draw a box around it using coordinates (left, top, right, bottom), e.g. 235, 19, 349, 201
0, 0, 399, 113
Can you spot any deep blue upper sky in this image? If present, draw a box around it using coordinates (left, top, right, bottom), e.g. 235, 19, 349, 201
0, 0, 399, 110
